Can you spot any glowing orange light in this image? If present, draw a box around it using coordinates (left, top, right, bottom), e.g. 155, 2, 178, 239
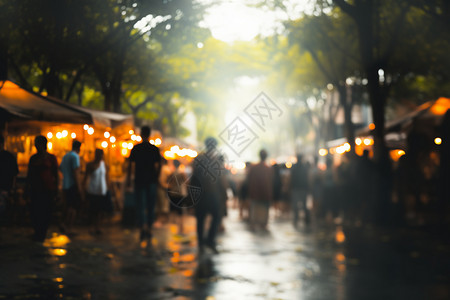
335, 230, 346, 243
71, 132, 76, 139
369, 123, 375, 130
87, 127, 94, 135
435, 137, 442, 145
336, 253, 346, 262
47, 132, 53, 139
104, 132, 110, 138
285, 162, 292, 169
62, 130, 68, 138
155, 138, 162, 146
56, 132, 62, 139
110, 136, 116, 143
83, 124, 89, 130
355, 138, 362, 145
122, 142, 128, 148
129, 129, 134, 135
121, 149, 128, 156
363, 138, 372, 146
48, 142, 53, 150
101, 141, 108, 148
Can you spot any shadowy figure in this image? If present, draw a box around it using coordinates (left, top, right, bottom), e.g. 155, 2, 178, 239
354, 150, 374, 222
26, 135, 58, 242
190, 137, 223, 254
321, 156, 336, 221
238, 162, 252, 220
0, 135, 18, 218
289, 154, 310, 226
127, 125, 162, 242
247, 149, 273, 231
83, 149, 109, 235
272, 163, 283, 217
168, 159, 188, 234
59, 140, 82, 235
156, 158, 171, 225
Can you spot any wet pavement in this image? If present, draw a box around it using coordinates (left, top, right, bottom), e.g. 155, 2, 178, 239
1, 207, 450, 300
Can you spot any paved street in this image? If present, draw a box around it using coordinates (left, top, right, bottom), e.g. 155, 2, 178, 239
1, 206, 449, 300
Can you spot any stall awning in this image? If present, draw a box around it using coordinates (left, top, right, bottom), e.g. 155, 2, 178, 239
356, 97, 450, 136
0, 80, 92, 124
0, 80, 134, 128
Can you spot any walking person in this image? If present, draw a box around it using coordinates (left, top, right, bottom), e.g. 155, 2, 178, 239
59, 140, 82, 235
83, 149, 109, 235
26, 135, 58, 242
289, 154, 310, 227
126, 125, 162, 242
247, 149, 273, 231
0, 135, 19, 217
190, 137, 223, 254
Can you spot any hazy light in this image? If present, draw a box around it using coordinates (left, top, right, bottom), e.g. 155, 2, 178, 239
155, 138, 162, 146
318, 148, 328, 156
355, 138, 362, 145
363, 138, 372, 146
56, 132, 62, 139
83, 124, 89, 130
136, 136, 142, 142
131, 134, 137, 141
48, 142, 53, 150
104, 132, 110, 138
71, 132, 76, 139
47, 132, 53, 139
285, 162, 292, 169
101, 141, 108, 148
150, 139, 155, 145
62, 130, 68, 137
110, 136, 116, 143
129, 130, 134, 135
127, 143, 133, 150
343, 143, 351, 152
122, 142, 128, 148
87, 127, 94, 135
435, 137, 442, 145
369, 123, 375, 130
121, 149, 128, 156
197, 42, 204, 48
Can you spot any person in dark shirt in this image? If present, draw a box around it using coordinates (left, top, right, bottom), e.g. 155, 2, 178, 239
0, 135, 19, 215
126, 125, 162, 243
26, 135, 59, 242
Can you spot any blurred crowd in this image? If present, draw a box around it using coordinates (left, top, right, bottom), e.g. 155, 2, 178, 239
1, 115, 450, 252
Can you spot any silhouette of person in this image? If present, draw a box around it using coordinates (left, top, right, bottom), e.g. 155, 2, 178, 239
190, 137, 223, 254
247, 149, 273, 231
59, 140, 82, 235
0, 135, 18, 216
83, 148, 109, 235
168, 159, 188, 234
127, 125, 162, 242
26, 135, 58, 242
289, 154, 310, 226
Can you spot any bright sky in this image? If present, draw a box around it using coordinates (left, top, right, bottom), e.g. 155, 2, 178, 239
199, 0, 308, 43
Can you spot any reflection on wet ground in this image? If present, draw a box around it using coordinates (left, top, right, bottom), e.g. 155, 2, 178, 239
1, 207, 450, 299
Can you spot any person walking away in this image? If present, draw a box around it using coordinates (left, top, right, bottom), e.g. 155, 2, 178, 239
247, 149, 273, 231
83, 149, 109, 235
190, 137, 223, 254
59, 140, 82, 235
26, 135, 58, 242
126, 125, 161, 243
289, 154, 310, 227
156, 158, 171, 226
167, 159, 188, 234
0, 135, 19, 218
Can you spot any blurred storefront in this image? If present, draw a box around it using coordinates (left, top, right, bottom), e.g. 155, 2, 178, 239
0, 80, 135, 180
